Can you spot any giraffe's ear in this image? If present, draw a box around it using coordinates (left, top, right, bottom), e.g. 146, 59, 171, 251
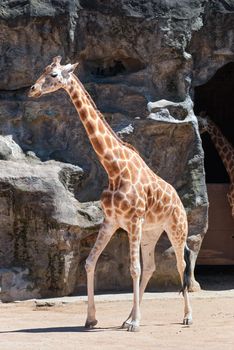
62, 62, 79, 77
72, 62, 79, 71
53, 56, 62, 65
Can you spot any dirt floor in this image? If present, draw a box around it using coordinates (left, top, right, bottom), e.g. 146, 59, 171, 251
0, 289, 234, 350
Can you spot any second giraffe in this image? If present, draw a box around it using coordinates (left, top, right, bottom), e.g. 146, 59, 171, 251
198, 114, 234, 218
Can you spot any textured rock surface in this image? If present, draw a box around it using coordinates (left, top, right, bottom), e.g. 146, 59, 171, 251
0, 137, 104, 301
1, 0, 232, 300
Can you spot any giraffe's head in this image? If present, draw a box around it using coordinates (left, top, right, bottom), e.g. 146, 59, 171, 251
28, 56, 78, 98
197, 112, 212, 134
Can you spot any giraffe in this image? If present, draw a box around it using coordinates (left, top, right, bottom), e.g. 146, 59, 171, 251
29, 56, 193, 331
197, 114, 234, 217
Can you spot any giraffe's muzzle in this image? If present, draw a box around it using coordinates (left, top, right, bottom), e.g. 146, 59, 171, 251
28, 85, 42, 98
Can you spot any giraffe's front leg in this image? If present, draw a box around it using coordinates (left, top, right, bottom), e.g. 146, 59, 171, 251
122, 229, 161, 329
85, 219, 117, 329
123, 218, 142, 332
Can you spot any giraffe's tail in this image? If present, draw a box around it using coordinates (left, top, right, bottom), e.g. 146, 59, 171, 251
181, 245, 192, 295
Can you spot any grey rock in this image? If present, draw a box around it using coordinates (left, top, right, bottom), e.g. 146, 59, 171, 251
2, 0, 232, 299
0, 156, 103, 301
147, 96, 194, 121
0, 135, 25, 161
0, 267, 39, 302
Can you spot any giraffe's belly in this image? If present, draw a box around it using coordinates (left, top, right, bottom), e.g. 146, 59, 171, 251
142, 212, 168, 231
115, 211, 168, 233
114, 204, 171, 232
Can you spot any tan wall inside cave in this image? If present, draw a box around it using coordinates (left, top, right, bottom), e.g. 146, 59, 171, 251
197, 184, 234, 265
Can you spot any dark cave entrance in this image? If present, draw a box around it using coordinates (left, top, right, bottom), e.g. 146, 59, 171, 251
194, 62, 234, 268
194, 61, 234, 183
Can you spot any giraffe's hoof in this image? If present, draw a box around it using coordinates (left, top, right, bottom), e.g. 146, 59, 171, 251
127, 324, 140, 332
121, 321, 130, 329
126, 321, 140, 332
84, 319, 98, 329
183, 316, 193, 325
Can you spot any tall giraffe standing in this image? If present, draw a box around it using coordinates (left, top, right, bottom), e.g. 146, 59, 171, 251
29, 56, 193, 331
198, 115, 234, 217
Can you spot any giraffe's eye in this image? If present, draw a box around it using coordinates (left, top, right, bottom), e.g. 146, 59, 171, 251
51, 72, 58, 78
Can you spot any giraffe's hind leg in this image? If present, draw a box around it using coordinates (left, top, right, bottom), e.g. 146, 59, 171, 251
122, 228, 162, 329
166, 222, 193, 325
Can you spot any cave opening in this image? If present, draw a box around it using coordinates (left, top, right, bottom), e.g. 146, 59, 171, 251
194, 62, 234, 268
194, 62, 234, 183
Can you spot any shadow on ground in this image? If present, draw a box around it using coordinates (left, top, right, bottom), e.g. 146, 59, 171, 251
0, 322, 186, 334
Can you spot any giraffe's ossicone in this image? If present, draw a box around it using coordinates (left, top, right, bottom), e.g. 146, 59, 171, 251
29, 56, 194, 332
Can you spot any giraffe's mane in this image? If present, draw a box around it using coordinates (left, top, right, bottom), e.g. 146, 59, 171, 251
72, 75, 139, 155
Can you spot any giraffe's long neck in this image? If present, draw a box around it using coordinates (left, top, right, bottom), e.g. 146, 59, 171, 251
207, 121, 234, 181
65, 75, 125, 179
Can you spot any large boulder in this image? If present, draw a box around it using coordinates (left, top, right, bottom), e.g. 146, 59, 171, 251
0, 136, 103, 301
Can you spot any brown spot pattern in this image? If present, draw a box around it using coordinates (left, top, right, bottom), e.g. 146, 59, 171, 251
98, 120, 106, 134
85, 120, 96, 135
91, 138, 105, 155
79, 107, 87, 120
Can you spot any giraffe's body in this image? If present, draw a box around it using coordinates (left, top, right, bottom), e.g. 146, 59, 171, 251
198, 115, 234, 217
29, 57, 193, 331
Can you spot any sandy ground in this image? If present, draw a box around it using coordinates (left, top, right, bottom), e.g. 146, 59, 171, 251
0, 290, 234, 350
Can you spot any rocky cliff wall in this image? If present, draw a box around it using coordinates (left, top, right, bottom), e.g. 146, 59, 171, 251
0, 0, 233, 301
